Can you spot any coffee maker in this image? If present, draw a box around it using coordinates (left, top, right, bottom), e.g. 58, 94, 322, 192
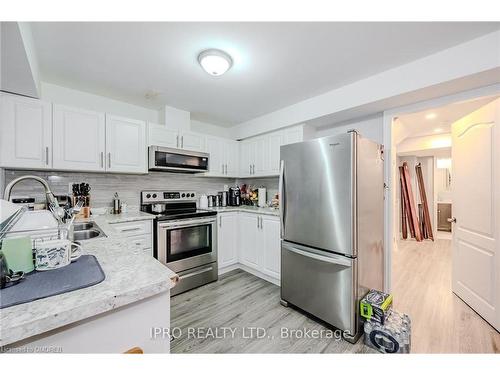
228, 186, 241, 206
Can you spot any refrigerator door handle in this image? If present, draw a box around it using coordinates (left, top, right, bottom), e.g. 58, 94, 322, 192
279, 160, 285, 237
282, 242, 353, 267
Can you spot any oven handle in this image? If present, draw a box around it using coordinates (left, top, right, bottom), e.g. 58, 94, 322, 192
158, 217, 216, 229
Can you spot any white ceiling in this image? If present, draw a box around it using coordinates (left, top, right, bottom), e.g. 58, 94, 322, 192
397, 96, 498, 137
30, 22, 500, 126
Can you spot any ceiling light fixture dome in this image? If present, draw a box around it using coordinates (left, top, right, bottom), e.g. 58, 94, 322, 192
198, 49, 233, 76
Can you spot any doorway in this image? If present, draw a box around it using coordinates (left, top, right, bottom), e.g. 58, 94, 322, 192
388, 94, 500, 353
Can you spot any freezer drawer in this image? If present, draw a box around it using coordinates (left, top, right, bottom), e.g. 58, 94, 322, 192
281, 241, 358, 336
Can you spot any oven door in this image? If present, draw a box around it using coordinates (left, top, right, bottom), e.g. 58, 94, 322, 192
149, 146, 209, 173
157, 217, 217, 272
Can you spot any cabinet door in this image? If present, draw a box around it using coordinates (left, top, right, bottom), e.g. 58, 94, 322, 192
53, 105, 106, 171
239, 213, 260, 269
267, 131, 284, 175
205, 136, 224, 176
148, 123, 179, 148
262, 216, 281, 280
239, 140, 252, 177
180, 131, 205, 152
224, 140, 240, 177
253, 137, 269, 176
105, 115, 147, 173
0, 94, 52, 169
218, 213, 238, 269
284, 125, 304, 145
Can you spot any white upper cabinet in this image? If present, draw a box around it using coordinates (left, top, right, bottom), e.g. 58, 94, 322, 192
224, 140, 239, 176
179, 131, 205, 152
268, 131, 284, 174
205, 136, 224, 176
105, 114, 147, 174
239, 131, 284, 177
0, 93, 52, 169
205, 136, 239, 177
148, 123, 179, 148
147, 123, 205, 152
52, 105, 106, 172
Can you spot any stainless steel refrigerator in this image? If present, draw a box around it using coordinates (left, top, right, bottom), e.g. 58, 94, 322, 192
279, 131, 384, 342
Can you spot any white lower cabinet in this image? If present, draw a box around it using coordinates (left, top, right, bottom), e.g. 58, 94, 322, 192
109, 219, 153, 255
238, 213, 261, 269
217, 212, 238, 269
231, 212, 281, 283
261, 216, 281, 279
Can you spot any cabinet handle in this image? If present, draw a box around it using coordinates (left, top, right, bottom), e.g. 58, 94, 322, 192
181, 136, 184, 148
222, 164, 224, 174
257, 217, 259, 228
225, 164, 227, 175
219, 217, 222, 227
249, 165, 252, 174
252, 164, 255, 174
108, 153, 111, 168
100, 152, 104, 168
176, 135, 179, 148
45, 147, 49, 165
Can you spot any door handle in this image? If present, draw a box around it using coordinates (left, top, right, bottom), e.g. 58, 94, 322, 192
108, 153, 111, 168
283, 242, 353, 267
279, 160, 285, 237
447, 217, 457, 223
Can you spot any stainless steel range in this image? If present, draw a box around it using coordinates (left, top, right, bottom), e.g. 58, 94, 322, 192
140, 190, 218, 296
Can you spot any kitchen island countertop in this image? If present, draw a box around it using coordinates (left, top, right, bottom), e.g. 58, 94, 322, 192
0, 212, 177, 347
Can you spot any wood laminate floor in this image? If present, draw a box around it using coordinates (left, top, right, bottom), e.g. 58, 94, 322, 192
171, 238, 499, 353
393, 239, 500, 353
170, 269, 374, 353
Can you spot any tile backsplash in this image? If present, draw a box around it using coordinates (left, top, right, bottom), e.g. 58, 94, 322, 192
3, 170, 235, 209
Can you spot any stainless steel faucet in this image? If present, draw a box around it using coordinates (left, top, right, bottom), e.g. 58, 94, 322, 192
3, 175, 65, 222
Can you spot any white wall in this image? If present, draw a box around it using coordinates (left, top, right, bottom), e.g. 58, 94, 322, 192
40, 82, 161, 123
397, 133, 452, 154
232, 31, 500, 140
313, 114, 383, 144
191, 120, 232, 138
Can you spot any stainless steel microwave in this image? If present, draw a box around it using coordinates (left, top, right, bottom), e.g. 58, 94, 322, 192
148, 146, 209, 173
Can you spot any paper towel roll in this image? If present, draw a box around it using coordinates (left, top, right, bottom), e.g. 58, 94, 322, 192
258, 188, 267, 207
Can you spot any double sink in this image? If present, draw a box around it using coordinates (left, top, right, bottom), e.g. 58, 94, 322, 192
72, 221, 106, 241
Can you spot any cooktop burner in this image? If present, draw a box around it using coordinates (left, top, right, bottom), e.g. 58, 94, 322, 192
140, 190, 217, 221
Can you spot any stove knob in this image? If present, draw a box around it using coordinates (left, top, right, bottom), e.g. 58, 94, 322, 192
181, 193, 186, 198
146, 194, 151, 198
152, 194, 157, 198
191, 193, 195, 197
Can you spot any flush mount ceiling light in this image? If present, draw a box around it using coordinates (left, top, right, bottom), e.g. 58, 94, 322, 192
425, 113, 437, 120
198, 49, 233, 76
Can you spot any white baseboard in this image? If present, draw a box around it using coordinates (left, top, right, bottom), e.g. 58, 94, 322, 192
219, 262, 280, 286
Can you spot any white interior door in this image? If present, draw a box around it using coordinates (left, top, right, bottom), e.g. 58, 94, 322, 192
451, 97, 499, 330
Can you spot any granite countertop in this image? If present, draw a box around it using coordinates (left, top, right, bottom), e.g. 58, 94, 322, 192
0, 212, 177, 347
86, 210, 156, 224
206, 205, 280, 217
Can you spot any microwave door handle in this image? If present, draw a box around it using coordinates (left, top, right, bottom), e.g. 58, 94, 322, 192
279, 160, 285, 237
